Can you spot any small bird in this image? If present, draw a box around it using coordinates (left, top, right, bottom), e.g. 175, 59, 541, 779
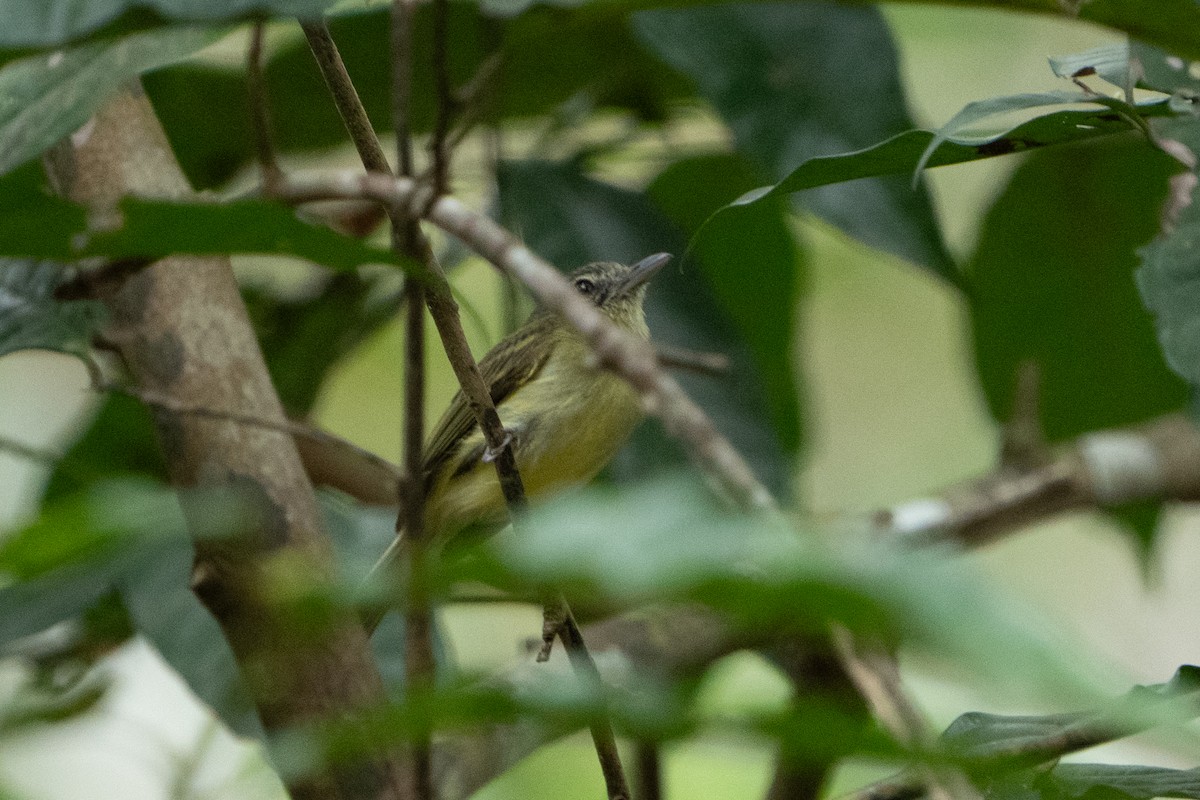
372, 251, 670, 588
420, 252, 669, 543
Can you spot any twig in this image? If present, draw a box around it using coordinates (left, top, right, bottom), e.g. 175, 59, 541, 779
275, 169, 778, 516
655, 344, 730, 377
832, 630, 980, 800
429, 0, 453, 200
301, 21, 392, 175
246, 21, 283, 194
301, 27, 523, 523
0, 434, 61, 465
554, 599, 632, 800
93, 379, 402, 491
390, 3, 435, 798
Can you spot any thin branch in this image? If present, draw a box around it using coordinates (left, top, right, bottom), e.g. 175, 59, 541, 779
556, 600, 632, 800
832, 631, 980, 800
93, 379, 403, 488
0, 434, 61, 465
246, 20, 283, 194
429, 0, 453, 199
635, 743, 663, 800
301, 21, 392, 175
655, 344, 730, 377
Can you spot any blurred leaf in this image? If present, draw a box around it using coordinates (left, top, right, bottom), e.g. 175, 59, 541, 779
0, 0, 330, 52
0, 27, 219, 175
480, 477, 1115, 703
121, 537, 262, 739
0, 259, 107, 360
971, 138, 1187, 440
44, 395, 166, 503
646, 153, 802, 453
0, 479, 258, 738
633, 3, 956, 282
0, 679, 106, 734
150, 4, 690, 188
1047, 765, 1200, 800
496, 158, 795, 497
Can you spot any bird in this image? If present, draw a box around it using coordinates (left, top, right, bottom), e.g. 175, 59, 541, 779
367, 252, 670, 607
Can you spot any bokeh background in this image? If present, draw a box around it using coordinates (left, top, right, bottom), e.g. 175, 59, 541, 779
2, 5, 1198, 799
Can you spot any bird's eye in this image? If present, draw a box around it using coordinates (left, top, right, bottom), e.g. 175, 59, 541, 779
574, 278, 596, 295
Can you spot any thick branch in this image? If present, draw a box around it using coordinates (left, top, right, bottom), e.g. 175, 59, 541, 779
874, 414, 1200, 546
45, 86, 406, 800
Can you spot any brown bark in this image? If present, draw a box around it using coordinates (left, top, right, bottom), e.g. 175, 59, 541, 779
45, 84, 407, 800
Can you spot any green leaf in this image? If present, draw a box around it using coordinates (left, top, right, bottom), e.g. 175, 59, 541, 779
719, 101, 1173, 220
496, 158, 796, 497
0, 259, 107, 360
0, 0, 331, 52
633, 3, 955, 282
915, 91, 1154, 180
1049, 44, 1134, 87
0, 27, 219, 175
1048, 765, 1200, 800
0, 165, 403, 271
971, 138, 1187, 441
150, 4, 691, 188
646, 153, 802, 453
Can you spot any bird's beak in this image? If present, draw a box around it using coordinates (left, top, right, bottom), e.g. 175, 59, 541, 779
617, 252, 671, 297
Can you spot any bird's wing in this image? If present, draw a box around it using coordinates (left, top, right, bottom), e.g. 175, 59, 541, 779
422, 313, 557, 488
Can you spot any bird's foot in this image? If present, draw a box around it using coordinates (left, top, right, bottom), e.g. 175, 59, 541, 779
482, 429, 515, 463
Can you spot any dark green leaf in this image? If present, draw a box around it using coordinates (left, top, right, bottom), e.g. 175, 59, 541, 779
0, 0, 330, 51
633, 3, 956, 281
1048, 764, 1200, 800
646, 153, 802, 453
0, 27, 219, 175
0, 259, 107, 360
971, 138, 1187, 441
496, 158, 795, 497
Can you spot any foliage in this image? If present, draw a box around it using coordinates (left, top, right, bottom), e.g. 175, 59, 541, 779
1, 0, 1200, 799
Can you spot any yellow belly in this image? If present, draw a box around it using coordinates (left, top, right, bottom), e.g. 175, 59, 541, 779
424, 340, 643, 540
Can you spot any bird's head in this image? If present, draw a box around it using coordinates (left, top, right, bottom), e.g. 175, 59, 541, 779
568, 252, 670, 334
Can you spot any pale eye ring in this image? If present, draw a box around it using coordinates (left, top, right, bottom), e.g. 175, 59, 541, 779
574, 278, 596, 295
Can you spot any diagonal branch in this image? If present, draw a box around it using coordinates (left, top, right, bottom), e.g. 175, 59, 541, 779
276, 169, 777, 517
